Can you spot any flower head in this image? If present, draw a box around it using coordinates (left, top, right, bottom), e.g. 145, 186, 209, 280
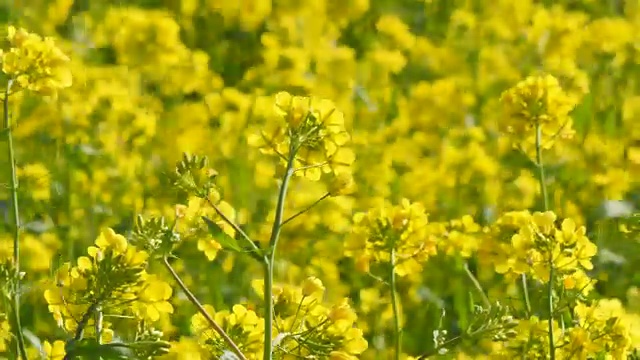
248, 91, 355, 181
44, 229, 171, 338
345, 198, 437, 276
1, 26, 71, 95
500, 74, 577, 149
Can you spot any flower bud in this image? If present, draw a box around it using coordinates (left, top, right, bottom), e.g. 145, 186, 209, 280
301, 276, 325, 298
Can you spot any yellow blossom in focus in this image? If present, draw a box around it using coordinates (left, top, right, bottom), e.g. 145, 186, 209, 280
345, 198, 436, 276
249, 91, 354, 181
500, 74, 577, 149
43, 340, 66, 360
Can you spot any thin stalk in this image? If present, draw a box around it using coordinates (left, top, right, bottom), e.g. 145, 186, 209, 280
95, 305, 103, 345
263, 152, 296, 360
546, 256, 556, 358
280, 192, 330, 227
72, 302, 99, 342
263, 260, 274, 359
390, 248, 402, 360
162, 256, 247, 360
535, 124, 554, 360
536, 126, 550, 211
205, 197, 262, 256
4, 82, 28, 360
63, 302, 100, 360
521, 274, 532, 316
463, 262, 491, 309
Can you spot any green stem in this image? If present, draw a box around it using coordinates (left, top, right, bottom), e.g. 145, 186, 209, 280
280, 192, 330, 227
206, 198, 262, 257
4, 82, 28, 360
546, 264, 555, 358
162, 256, 246, 360
263, 260, 274, 358
63, 302, 100, 360
95, 305, 103, 345
535, 124, 554, 360
463, 262, 490, 309
521, 274, 532, 316
263, 153, 296, 360
536, 127, 550, 212
72, 302, 99, 342
390, 248, 402, 360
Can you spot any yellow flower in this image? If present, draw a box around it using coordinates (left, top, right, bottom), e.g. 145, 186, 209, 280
135, 275, 174, 321
0, 320, 10, 352
482, 210, 598, 290
342, 328, 368, 354
191, 304, 264, 357
94, 228, 128, 254
500, 74, 577, 149
17, 163, 51, 201
159, 337, 204, 360
43, 340, 66, 360
345, 198, 435, 276
274, 91, 310, 129
328, 298, 357, 323
249, 91, 354, 181
329, 172, 356, 196
197, 238, 222, 261
301, 276, 325, 298
531, 211, 556, 235
376, 15, 416, 50
2, 25, 72, 95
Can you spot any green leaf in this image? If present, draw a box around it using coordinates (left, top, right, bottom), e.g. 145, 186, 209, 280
202, 216, 243, 252
124, 340, 171, 357
67, 339, 170, 359
65, 339, 131, 360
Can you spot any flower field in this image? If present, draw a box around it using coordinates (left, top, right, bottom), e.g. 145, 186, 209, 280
3, 0, 640, 359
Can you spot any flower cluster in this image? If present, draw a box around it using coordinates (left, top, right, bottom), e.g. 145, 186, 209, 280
251, 276, 368, 359
43, 228, 173, 339
563, 299, 634, 359
175, 194, 237, 261
492, 299, 638, 359
500, 74, 577, 149
0, 26, 71, 95
481, 211, 597, 295
191, 304, 264, 358
43, 340, 66, 359
433, 215, 483, 258
187, 276, 368, 359
248, 91, 355, 181
345, 198, 437, 276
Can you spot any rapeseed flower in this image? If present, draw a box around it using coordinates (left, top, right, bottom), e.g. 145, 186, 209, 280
248, 91, 354, 181
345, 198, 437, 276
500, 74, 577, 149
1, 26, 71, 95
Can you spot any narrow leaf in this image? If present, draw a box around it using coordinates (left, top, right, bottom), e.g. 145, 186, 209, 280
202, 216, 243, 252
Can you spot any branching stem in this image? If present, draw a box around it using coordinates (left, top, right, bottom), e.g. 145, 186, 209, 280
4, 80, 28, 360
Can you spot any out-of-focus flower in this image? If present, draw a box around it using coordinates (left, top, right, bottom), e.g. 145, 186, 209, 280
1, 26, 71, 95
